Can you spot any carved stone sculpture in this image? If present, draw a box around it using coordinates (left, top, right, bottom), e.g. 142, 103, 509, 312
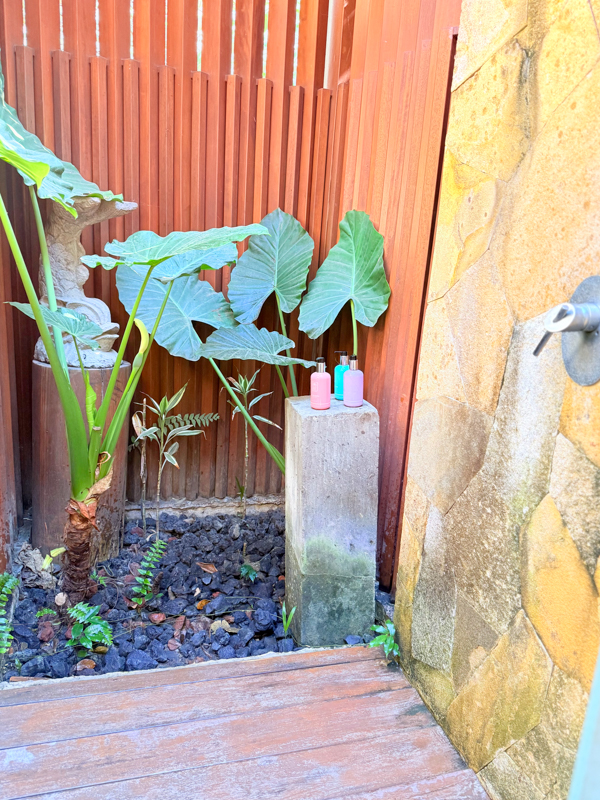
34, 196, 137, 368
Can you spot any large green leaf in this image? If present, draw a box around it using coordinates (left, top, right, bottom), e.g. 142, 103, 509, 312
201, 325, 316, 367
105, 225, 267, 267
228, 208, 314, 323
9, 303, 103, 348
0, 65, 121, 214
298, 210, 390, 339
116, 266, 236, 361
137, 245, 238, 283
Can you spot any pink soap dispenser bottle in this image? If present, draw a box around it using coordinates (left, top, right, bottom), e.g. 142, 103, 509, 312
343, 354, 364, 407
311, 357, 331, 410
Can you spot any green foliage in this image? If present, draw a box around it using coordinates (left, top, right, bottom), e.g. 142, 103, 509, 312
67, 603, 113, 652
281, 602, 296, 637
369, 620, 400, 664
131, 539, 167, 607
164, 412, 219, 433
228, 370, 282, 515
41, 546, 66, 571
228, 208, 314, 323
116, 268, 237, 361
0, 574, 18, 655
240, 563, 258, 583
91, 571, 107, 588
9, 305, 103, 350
298, 210, 390, 354
0, 68, 120, 215
35, 608, 57, 618
203, 325, 316, 367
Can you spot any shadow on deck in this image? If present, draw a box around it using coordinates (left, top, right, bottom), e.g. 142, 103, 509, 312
0, 646, 488, 799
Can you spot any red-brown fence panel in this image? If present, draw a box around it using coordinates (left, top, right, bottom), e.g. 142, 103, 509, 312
0, 0, 461, 588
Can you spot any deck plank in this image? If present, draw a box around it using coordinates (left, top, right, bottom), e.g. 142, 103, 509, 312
0, 659, 409, 748
0, 646, 487, 800
0, 645, 381, 706
29, 736, 485, 800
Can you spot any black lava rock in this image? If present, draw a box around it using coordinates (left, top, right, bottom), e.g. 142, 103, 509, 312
191, 631, 207, 647
20, 656, 48, 677
104, 646, 123, 674
46, 652, 73, 679
236, 647, 250, 659
345, 635, 363, 646
118, 639, 135, 657
278, 638, 294, 653
160, 598, 187, 616
218, 645, 236, 659
126, 649, 158, 671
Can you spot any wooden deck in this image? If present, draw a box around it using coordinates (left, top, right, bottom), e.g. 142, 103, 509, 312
0, 646, 488, 800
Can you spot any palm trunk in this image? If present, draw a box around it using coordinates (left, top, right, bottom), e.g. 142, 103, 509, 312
62, 500, 99, 601
61, 470, 113, 602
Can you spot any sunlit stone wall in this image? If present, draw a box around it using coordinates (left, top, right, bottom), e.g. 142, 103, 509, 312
395, 0, 600, 797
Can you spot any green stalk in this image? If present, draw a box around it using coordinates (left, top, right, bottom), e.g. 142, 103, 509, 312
29, 186, 69, 377
0, 191, 92, 498
210, 357, 285, 473
350, 299, 358, 357
98, 282, 173, 476
276, 295, 298, 396
88, 267, 156, 475
275, 365, 290, 399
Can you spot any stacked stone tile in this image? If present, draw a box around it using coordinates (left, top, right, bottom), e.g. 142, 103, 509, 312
395, 0, 600, 797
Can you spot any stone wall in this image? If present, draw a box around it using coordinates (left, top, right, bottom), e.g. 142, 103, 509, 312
394, 0, 600, 797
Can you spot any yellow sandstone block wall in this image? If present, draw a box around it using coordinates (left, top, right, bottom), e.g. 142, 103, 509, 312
396, 0, 600, 797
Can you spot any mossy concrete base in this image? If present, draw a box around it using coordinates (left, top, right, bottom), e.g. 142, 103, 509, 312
284, 396, 379, 647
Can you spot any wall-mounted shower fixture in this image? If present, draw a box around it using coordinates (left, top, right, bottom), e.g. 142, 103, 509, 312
534, 276, 600, 386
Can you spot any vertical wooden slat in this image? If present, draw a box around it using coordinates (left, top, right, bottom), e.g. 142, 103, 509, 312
134, 0, 165, 233
202, 0, 232, 262
0, 1, 24, 105
307, 88, 331, 276
253, 77, 272, 223
234, 0, 265, 228
284, 85, 304, 217
15, 46, 35, 132
99, 0, 131, 242
90, 56, 110, 303
295, 0, 329, 228
266, 0, 296, 211
321, 80, 348, 259
158, 65, 175, 236
190, 71, 209, 232
24, 0, 61, 149
62, 1, 95, 173
52, 51, 72, 162
123, 59, 141, 237
224, 75, 242, 230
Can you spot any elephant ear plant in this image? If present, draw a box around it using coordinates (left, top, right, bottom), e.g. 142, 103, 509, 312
0, 64, 267, 600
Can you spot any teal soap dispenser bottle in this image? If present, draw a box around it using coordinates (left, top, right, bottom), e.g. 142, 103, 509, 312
334, 351, 349, 400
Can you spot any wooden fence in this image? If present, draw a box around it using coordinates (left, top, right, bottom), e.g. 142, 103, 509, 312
0, 0, 460, 587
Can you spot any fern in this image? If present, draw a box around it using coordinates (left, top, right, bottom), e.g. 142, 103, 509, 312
164, 412, 219, 433
0, 574, 19, 655
132, 539, 167, 606
67, 602, 113, 651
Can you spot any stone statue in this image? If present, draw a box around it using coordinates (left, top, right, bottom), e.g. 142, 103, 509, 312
34, 196, 138, 368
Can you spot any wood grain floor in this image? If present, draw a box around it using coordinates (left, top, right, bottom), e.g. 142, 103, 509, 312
0, 646, 488, 800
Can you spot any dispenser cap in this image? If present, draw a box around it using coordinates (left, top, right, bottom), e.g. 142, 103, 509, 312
316, 356, 326, 373
335, 350, 349, 365
349, 354, 359, 370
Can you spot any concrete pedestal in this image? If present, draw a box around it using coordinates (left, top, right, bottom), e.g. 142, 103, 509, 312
285, 396, 379, 646
32, 360, 131, 561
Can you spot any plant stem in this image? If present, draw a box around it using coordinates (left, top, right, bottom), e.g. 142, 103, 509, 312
276, 295, 298, 396
141, 398, 147, 536
243, 420, 248, 518
209, 358, 285, 473
350, 299, 358, 357
0, 191, 92, 498
155, 462, 163, 543
89, 266, 156, 474
29, 186, 69, 376
275, 365, 290, 398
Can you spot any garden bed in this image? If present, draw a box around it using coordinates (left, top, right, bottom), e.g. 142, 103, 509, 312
2, 510, 307, 682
